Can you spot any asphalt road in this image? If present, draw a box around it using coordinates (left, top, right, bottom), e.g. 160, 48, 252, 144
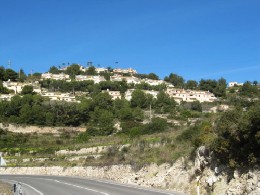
0, 175, 186, 195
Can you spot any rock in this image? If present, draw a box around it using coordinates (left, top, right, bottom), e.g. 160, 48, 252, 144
195, 146, 212, 171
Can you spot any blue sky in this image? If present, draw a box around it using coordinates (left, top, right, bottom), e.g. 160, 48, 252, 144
0, 0, 259, 83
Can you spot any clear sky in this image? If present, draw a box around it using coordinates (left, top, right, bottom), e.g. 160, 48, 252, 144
0, 0, 259, 83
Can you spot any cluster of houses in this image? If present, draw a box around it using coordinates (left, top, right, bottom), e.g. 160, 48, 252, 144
0, 66, 218, 103
99, 88, 217, 103
41, 70, 174, 87
0, 80, 80, 103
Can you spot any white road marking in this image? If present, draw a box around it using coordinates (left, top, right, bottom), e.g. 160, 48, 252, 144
3, 179, 44, 195
24, 177, 109, 195
20, 182, 44, 195
40, 177, 176, 195
88, 178, 176, 195
52, 179, 109, 195
15, 176, 180, 195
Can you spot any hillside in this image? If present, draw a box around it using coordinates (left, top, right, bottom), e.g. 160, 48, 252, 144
0, 64, 260, 195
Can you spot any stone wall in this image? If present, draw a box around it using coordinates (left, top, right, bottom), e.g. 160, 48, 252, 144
0, 123, 85, 134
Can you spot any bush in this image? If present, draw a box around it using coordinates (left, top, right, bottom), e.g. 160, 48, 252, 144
143, 118, 168, 134
76, 132, 90, 143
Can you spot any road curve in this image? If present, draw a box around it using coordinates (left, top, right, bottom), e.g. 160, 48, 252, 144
0, 175, 186, 195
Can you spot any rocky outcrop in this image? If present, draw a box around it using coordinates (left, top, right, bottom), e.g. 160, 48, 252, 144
0, 162, 259, 195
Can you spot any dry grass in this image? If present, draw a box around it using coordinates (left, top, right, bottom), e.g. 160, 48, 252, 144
0, 181, 12, 195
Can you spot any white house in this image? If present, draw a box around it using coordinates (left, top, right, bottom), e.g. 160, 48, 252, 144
3, 81, 23, 94
41, 92, 79, 102
125, 76, 141, 84
95, 67, 108, 73
144, 90, 159, 99
41, 73, 70, 80
166, 88, 217, 103
102, 89, 121, 100
3, 81, 42, 94
142, 78, 165, 86
113, 68, 137, 75
0, 94, 14, 101
228, 82, 243, 87
124, 89, 159, 101
110, 75, 124, 82
75, 75, 106, 83
110, 75, 141, 84
124, 89, 135, 101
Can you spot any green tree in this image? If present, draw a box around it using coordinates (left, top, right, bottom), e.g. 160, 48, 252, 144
164, 73, 185, 88
144, 117, 168, 134
0, 66, 5, 80
65, 64, 81, 79
45, 112, 55, 126
90, 108, 115, 135
240, 81, 259, 97
17, 69, 27, 82
0, 81, 10, 94
190, 101, 202, 112
118, 107, 133, 120
199, 79, 217, 93
253, 81, 258, 86
4, 68, 18, 81
132, 107, 144, 121
92, 92, 113, 110
19, 104, 34, 124
31, 104, 46, 125
85, 66, 97, 75
214, 77, 227, 97
21, 85, 34, 95
131, 89, 147, 108
185, 80, 198, 90
148, 73, 159, 80
155, 91, 176, 113
30, 72, 42, 81
48, 66, 60, 74
213, 103, 260, 167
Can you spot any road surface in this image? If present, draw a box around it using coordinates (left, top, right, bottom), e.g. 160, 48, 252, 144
0, 175, 186, 195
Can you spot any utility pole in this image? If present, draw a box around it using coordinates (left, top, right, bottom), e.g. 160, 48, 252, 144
196, 176, 201, 195
19, 68, 21, 79
8, 60, 11, 68
149, 104, 152, 122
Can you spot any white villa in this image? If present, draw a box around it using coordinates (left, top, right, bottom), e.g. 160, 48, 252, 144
41, 73, 70, 80
124, 89, 159, 101
144, 90, 159, 99
3, 81, 23, 94
3, 81, 41, 94
110, 75, 142, 84
142, 78, 165, 86
0, 94, 14, 101
102, 89, 121, 100
95, 67, 108, 73
228, 82, 243, 87
41, 92, 79, 103
166, 88, 217, 103
113, 68, 137, 75
75, 75, 106, 83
